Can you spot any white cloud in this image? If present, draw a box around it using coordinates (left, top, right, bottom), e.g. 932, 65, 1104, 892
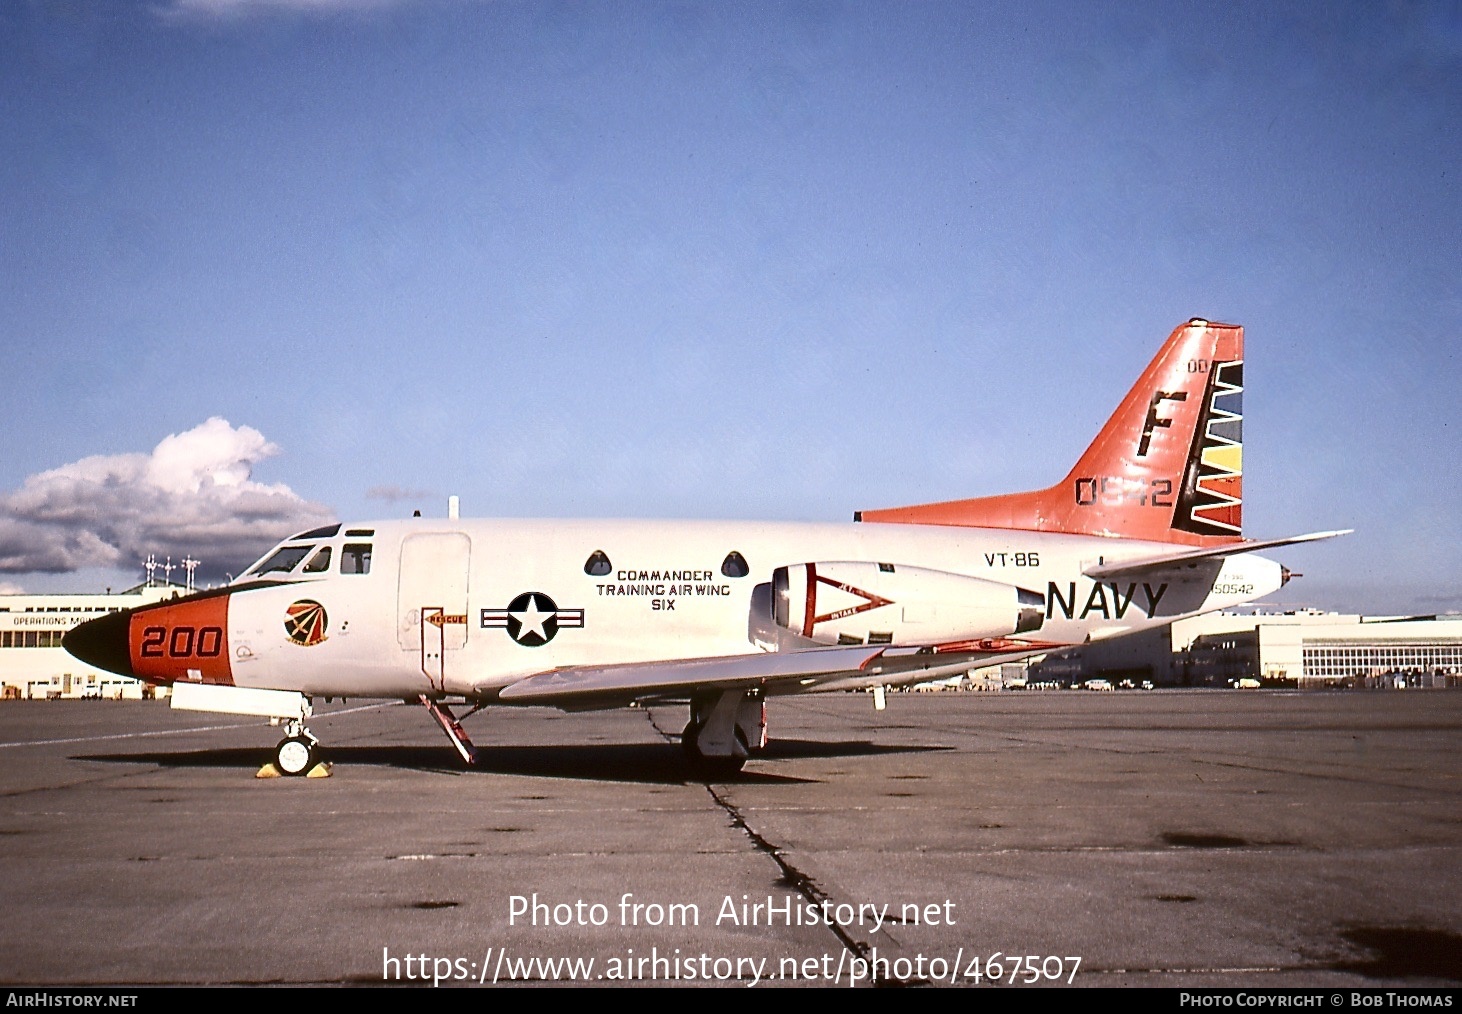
0, 581, 24, 596
0, 419, 333, 580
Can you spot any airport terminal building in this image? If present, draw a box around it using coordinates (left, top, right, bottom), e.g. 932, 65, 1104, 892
1028, 608, 1462, 688
0, 584, 185, 700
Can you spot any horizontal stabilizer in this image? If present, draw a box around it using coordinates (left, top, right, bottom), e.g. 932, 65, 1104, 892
1082, 529, 1352, 580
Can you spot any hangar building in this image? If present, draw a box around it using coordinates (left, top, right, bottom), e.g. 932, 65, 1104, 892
1027, 609, 1462, 688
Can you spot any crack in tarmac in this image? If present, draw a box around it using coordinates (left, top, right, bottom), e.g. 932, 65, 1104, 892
643, 706, 912, 986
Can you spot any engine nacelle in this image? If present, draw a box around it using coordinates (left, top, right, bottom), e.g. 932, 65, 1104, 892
769, 561, 1044, 647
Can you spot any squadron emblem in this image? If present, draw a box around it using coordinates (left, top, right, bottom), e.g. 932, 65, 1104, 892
284, 600, 329, 647
480, 592, 584, 647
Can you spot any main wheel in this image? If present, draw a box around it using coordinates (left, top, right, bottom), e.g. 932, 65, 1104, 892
680, 720, 704, 760
681, 723, 747, 777
275, 736, 315, 776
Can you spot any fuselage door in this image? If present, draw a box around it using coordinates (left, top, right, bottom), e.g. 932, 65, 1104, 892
398, 533, 471, 692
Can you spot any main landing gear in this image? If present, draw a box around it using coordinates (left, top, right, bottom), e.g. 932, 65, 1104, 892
681, 690, 766, 778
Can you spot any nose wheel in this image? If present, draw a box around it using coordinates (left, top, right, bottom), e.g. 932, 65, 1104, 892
274, 719, 319, 776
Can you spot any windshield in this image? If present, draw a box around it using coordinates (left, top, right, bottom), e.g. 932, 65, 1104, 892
248, 544, 315, 577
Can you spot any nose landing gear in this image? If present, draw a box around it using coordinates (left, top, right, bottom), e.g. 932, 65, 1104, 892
274, 718, 320, 776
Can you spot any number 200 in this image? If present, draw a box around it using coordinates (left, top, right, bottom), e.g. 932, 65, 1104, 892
140, 625, 224, 659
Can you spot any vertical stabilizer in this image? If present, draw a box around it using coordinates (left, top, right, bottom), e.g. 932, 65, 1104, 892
856, 319, 1245, 547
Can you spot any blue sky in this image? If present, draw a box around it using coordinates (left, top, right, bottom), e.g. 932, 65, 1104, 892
1, 0, 1458, 614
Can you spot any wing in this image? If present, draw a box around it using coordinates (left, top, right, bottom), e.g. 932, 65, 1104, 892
493, 640, 1057, 710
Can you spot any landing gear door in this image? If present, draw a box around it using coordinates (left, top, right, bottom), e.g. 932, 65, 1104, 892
398, 533, 471, 691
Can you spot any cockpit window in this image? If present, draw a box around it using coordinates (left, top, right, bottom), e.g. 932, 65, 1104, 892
341, 543, 372, 575
303, 547, 332, 573
250, 544, 315, 576
293, 524, 341, 540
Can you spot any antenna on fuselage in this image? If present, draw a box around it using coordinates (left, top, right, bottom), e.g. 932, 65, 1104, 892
449, 495, 459, 520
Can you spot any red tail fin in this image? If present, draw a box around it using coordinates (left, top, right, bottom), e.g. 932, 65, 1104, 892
857, 319, 1245, 547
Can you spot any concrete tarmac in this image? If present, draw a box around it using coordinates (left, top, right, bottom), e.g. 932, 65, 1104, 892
0, 689, 1457, 988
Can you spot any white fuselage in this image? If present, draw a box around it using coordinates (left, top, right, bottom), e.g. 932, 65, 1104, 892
220, 517, 1282, 700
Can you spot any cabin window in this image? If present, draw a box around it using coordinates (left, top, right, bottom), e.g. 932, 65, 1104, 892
341, 544, 373, 575
584, 550, 612, 576
250, 544, 314, 576
303, 547, 333, 573
721, 551, 749, 578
